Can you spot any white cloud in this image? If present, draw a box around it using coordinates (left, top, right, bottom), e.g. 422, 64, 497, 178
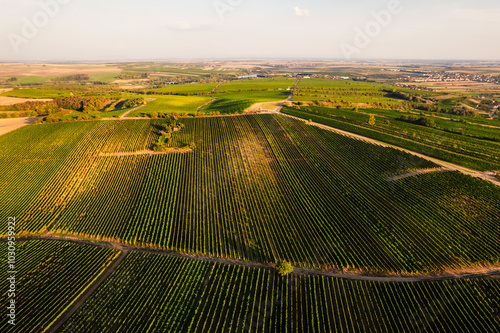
168, 21, 218, 31
294, 6, 310, 17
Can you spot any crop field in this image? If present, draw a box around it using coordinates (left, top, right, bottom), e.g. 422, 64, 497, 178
126, 95, 213, 116
282, 106, 500, 171
1, 88, 71, 99
59, 251, 500, 333
147, 83, 218, 95
0, 75, 55, 85
0, 240, 119, 333
1, 61, 499, 333
88, 72, 120, 83
205, 91, 290, 114
217, 77, 296, 93
293, 78, 406, 104
2, 115, 499, 274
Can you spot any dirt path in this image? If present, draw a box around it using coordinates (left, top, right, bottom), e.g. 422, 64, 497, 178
197, 97, 216, 112
280, 113, 500, 186
211, 82, 223, 94
0, 116, 42, 136
98, 148, 192, 157
46, 250, 129, 333
385, 167, 451, 181
120, 98, 156, 119
6, 235, 500, 283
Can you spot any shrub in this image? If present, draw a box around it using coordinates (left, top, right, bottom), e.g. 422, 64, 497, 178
368, 114, 376, 126
275, 260, 294, 276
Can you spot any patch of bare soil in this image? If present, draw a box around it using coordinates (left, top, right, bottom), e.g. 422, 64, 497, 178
245, 100, 287, 113
0, 116, 41, 136
0, 63, 121, 77
0, 96, 52, 106
98, 148, 192, 157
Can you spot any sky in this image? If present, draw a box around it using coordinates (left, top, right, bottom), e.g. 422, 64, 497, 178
1, 0, 499, 61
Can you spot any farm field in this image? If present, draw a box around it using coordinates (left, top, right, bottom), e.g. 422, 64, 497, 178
205, 91, 291, 114
0, 240, 120, 333
147, 83, 218, 95
126, 95, 213, 116
282, 106, 500, 171
1, 61, 499, 333
293, 78, 410, 104
58, 251, 500, 333
217, 77, 296, 92
1, 88, 71, 99
2, 115, 499, 274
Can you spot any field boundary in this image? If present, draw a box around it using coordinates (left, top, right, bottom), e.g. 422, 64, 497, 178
5, 235, 500, 283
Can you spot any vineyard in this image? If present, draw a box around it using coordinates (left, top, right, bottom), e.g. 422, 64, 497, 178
2, 115, 499, 274
282, 106, 500, 171
58, 251, 500, 333
0, 240, 119, 333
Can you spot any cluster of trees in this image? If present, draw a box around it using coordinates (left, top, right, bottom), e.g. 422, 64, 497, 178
154, 116, 185, 151
53, 96, 108, 112
413, 103, 444, 113
52, 74, 89, 82
385, 89, 425, 103
448, 106, 479, 117
118, 72, 148, 80
399, 114, 436, 128
122, 97, 145, 108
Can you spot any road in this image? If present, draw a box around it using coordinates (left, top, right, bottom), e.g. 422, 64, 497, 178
5, 235, 499, 283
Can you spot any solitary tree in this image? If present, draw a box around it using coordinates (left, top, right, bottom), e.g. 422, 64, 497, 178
368, 114, 376, 126
276, 260, 294, 276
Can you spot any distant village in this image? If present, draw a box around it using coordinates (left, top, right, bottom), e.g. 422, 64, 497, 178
390, 69, 500, 85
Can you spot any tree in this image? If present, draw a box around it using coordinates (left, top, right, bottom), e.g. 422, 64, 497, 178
276, 260, 294, 276
368, 114, 376, 126
150, 111, 158, 119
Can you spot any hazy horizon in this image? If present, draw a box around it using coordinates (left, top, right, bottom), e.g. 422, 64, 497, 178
1, 0, 499, 62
